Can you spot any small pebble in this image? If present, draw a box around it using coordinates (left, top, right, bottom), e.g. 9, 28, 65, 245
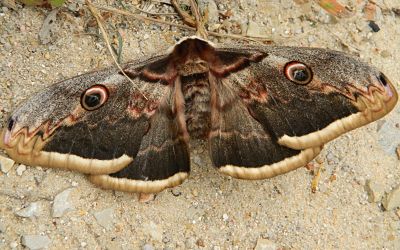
162, 236, 170, 243
0, 221, 5, 233
368, 21, 380, 32
383, 185, 400, 211
380, 50, 392, 58
138, 193, 155, 203
16, 164, 27, 176
15, 202, 40, 218
254, 238, 277, 250
365, 180, 385, 203
52, 188, 74, 218
222, 213, 229, 222
196, 238, 205, 247
94, 208, 114, 230
192, 155, 204, 166
9, 242, 18, 249
143, 221, 163, 242
21, 235, 51, 250
246, 21, 266, 38
185, 237, 196, 248
0, 155, 15, 173
199, 0, 219, 25
142, 244, 154, 250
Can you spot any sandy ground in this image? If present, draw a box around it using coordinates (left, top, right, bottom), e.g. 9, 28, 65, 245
0, 0, 399, 249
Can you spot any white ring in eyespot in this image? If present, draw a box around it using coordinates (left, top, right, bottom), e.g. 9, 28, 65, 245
284, 61, 313, 85
81, 84, 109, 111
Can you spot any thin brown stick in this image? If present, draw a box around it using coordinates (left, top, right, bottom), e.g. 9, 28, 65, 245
132, 5, 176, 16
94, 4, 271, 43
95, 4, 196, 31
171, 0, 196, 27
188, 0, 208, 38
86, 0, 148, 100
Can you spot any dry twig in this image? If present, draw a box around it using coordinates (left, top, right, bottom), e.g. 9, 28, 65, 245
85, 0, 148, 100
93, 4, 271, 43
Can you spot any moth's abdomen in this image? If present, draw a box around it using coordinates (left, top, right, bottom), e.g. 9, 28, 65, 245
181, 73, 212, 138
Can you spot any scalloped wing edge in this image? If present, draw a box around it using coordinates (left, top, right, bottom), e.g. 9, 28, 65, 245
88, 172, 188, 193
278, 84, 398, 150
0, 131, 133, 174
219, 147, 321, 180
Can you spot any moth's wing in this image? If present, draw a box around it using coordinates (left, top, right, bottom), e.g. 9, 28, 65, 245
1, 59, 190, 193
87, 55, 191, 193
208, 74, 321, 179
89, 82, 191, 193
208, 46, 397, 179
1, 68, 139, 174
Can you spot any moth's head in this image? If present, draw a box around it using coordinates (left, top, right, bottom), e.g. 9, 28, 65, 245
0, 70, 142, 173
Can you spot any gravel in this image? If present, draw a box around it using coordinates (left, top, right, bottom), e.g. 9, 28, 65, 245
93, 207, 114, 230
255, 238, 278, 250
15, 202, 40, 218
365, 179, 385, 203
0, 155, 14, 173
383, 185, 400, 211
52, 188, 74, 218
21, 235, 51, 250
0, 1, 399, 249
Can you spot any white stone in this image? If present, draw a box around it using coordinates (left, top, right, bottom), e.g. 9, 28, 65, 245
21, 235, 51, 250
16, 164, 27, 176
143, 221, 163, 242
255, 238, 277, 250
15, 202, 40, 218
383, 185, 400, 211
52, 188, 74, 218
365, 180, 385, 203
246, 21, 267, 38
9, 242, 18, 249
0, 155, 15, 173
93, 208, 114, 230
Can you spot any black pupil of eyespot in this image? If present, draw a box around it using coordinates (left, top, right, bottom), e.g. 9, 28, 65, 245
85, 93, 101, 107
379, 73, 388, 86
7, 118, 14, 131
293, 69, 308, 82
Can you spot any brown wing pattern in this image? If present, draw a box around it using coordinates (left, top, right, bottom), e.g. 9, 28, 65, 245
0, 61, 190, 193
90, 84, 191, 193
211, 46, 397, 179
1, 37, 397, 192
208, 72, 321, 180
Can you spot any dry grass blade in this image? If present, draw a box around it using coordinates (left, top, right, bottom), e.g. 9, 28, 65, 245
311, 163, 323, 193
188, 0, 208, 39
171, 0, 196, 27
94, 4, 272, 43
85, 0, 148, 100
316, 0, 352, 18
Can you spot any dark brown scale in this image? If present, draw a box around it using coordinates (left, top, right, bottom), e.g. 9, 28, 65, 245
181, 73, 212, 138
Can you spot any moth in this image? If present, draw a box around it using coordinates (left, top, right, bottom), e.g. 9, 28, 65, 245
0, 36, 397, 193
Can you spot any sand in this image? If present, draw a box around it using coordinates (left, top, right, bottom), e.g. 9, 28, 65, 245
0, 0, 399, 249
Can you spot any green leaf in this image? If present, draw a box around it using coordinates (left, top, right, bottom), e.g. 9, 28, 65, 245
49, 0, 65, 7
19, 0, 65, 7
